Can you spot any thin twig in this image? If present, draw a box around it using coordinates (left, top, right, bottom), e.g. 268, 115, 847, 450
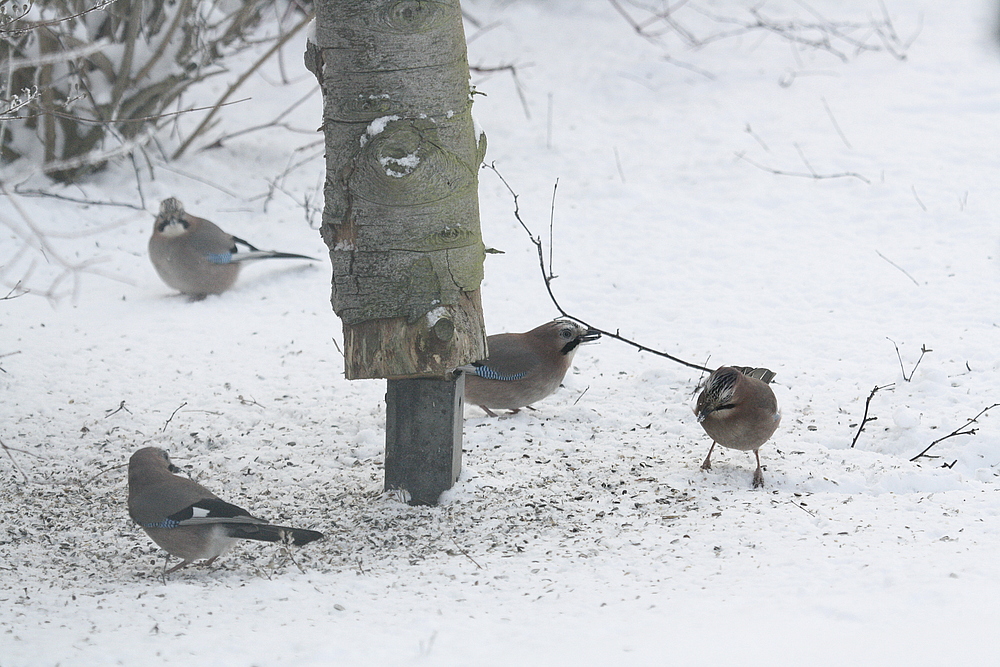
910, 404, 1000, 462
79, 461, 128, 488
0, 349, 22, 373
613, 146, 626, 183
484, 162, 712, 373
794, 142, 817, 177
850, 383, 894, 448
202, 86, 319, 148
789, 498, 816, 516
821, 96, 852, 149
875, 250, 919, 286
548, 179, 558, 280
173, 12, 315, 159
0, 437, 39, 482
23, 97, 250, 127
887, 338, 930, 381
470, 63, 532, 120
450, 537, 483, 569
162, 402, 188, 432
744, 124, 770, 152
10, 187, 146, 211
104, 400, 131, 418
0, 0, 117, 34
736, 151, 870, 183
1, 282, 24, 300
0, 184, 132, 300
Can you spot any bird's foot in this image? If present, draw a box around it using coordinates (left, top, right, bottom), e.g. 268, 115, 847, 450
752, 467, 765, 489
700, 456, 712, 471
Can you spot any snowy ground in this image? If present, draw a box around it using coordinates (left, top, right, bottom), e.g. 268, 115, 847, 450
3, 0, 1000, 664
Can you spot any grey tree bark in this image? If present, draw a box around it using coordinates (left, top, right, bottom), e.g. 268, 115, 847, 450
305, 0, 487, 381
305, 0, 487, 504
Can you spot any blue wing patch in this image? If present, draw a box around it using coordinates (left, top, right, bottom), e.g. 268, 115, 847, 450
207, 252, 234, 265
474, 364, 527, 382
142, 519, 180, 529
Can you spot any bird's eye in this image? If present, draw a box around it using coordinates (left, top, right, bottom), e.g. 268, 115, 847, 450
559, 328, 574, 339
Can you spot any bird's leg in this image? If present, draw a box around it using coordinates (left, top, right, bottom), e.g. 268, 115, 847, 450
479, 405, 498, 417
752, 450, 764, 489
204, 556, 219, 568
163, 557, 190, 576
700, 442, 716, 471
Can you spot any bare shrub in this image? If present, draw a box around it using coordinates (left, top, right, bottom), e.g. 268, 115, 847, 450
0, 0, 301, 182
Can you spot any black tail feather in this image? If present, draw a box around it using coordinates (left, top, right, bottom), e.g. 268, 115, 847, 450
231, 236, 317, 262
225, 523, 324, 546
262, 251, 317, 261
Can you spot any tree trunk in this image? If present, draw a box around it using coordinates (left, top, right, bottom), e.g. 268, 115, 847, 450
305, 0, 487, 504
305, 0, 487, 380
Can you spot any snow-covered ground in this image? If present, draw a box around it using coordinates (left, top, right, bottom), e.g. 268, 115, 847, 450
3, 0, 1000, 664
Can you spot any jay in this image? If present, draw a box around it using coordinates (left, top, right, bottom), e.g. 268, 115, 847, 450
695, 366, 781, 488
149, 197, 315, 298
462, 319, 600, 416
127, 447, 323, 575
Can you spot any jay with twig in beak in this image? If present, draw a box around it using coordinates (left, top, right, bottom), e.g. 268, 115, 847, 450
461, 319, 601, 417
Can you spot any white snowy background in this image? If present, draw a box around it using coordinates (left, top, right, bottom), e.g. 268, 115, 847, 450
2, 0, 1000, 664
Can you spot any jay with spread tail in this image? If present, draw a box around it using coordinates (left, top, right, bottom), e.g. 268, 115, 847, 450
149, 197, 316, 298
127, 447, 323, 575
695, 366, 781, 488
462, 319, 601, 416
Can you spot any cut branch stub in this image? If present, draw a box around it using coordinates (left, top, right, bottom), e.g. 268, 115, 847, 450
306, 0, 487, 379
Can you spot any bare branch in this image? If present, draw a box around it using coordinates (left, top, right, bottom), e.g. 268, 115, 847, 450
735, 151, 870, 183
821, 96, 852, 149
876, 250, 919, 286
470, 62, 532, 119
910, 404, 1000, 462
850, 383, 894, 448
0, 184, 133, 301
610, 0, 910, 77
484, 162, 712, 373
162, 402, 188, 432
104, 400, 131, 418
0, 437, 38, 483
0, 0, 117, 34
887, 339, 930, 381
172, 11, 315, 160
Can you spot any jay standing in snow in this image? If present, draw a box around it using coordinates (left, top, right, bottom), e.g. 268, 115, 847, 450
462, 319, 601, 416
127, 447, 323, 575
149, 197, 315, 298
695, 366, 781, 488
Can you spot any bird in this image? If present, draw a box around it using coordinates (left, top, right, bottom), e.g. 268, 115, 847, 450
694, 366, 781, 488
127, 447, 323, 576
461, 319, 601, 416
149, 197, 316, 298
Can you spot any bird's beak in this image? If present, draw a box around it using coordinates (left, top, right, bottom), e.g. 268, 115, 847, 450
579, 329, 602, 343
696, 407, 711, 423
